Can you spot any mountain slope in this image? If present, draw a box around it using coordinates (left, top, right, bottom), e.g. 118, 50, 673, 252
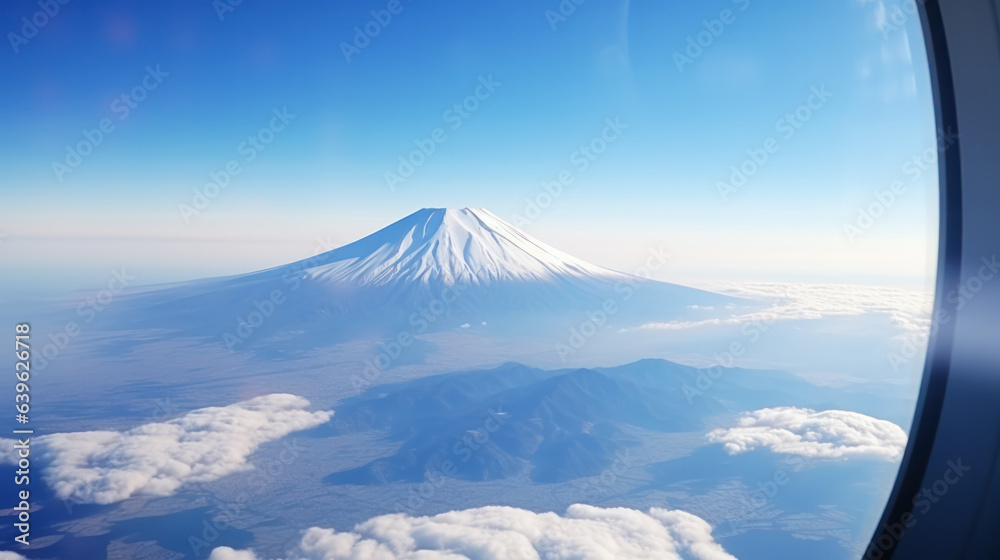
296, 208, 628, 287
97, 208, 748, 348
319, 358, 826, 486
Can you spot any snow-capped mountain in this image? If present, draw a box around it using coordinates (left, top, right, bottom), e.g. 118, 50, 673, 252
298, 208, 628, 287
106, 208, 744, 348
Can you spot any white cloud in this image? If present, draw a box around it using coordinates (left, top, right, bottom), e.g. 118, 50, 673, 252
210, 504, 736, 560
38, 394, 331, 505
631, 281, 932, 335
209, 549, 260, 560
0, 552, 29, 560
707, 407, 907, 461
0, 438, 17, 466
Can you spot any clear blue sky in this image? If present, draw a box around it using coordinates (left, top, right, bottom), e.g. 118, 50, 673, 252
0, 0, 938, 294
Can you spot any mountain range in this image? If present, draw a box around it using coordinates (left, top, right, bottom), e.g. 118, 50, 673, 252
316, 358, 839, 486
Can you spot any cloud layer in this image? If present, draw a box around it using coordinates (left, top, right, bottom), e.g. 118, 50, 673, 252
707, 406, 907, 461
209, 504, 736, 560
632, 281, 932, 334
39, 394, 331, 504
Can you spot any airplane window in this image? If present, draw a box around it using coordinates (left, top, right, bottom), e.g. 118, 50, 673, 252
0, 1, 939, 559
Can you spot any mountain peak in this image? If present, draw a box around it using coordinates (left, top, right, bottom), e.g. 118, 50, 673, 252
115, 208, 739, 347
302, 207, 623, 288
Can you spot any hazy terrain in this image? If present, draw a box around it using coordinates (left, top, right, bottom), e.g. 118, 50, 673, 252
0, 209, 926, 559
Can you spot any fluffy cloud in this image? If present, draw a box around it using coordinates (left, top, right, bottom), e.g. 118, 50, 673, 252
208, 549, 259, 560
707, 407, 907, 461
0, 552, 29, 560
0, 438, 17, 466
38, 394, 331, 504
209, 504, 735, 560
633, 281, 932, 334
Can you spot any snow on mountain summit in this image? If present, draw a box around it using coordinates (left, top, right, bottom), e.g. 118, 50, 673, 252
298, 208, 626, 288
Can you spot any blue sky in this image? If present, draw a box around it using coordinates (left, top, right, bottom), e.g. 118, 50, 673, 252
0, 0, 938, 294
